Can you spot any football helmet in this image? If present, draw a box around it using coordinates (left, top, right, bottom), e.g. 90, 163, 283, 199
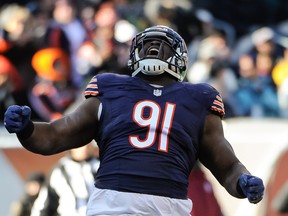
128, 25, 188, 81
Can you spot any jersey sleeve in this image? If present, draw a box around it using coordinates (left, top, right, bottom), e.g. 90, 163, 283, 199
191, 83, 225, 119
210, 93, 225, 119
84, 75, 99, 98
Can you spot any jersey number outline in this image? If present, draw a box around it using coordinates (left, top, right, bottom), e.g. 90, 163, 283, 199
129, 100, 176, 152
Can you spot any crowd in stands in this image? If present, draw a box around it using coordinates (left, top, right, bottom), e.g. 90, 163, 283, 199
1, 0, 288, 122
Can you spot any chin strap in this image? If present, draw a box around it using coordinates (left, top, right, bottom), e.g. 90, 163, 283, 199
131, 67, 142, 77
164, 68, 182, 81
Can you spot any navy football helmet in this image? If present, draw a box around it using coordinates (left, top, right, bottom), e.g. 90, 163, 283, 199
128, 25, 188, 81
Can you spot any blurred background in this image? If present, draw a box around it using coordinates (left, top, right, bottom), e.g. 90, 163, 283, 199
1, 0, 288, 215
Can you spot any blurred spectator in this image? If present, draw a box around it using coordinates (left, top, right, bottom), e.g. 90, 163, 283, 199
89, 1, 118, 74
188, 162, 223, 216
28, 47, 77, 121
31, 142, 100, 216
0, 4, 39, 112
232, 27, 281, 118
0, 55, 24, 121
272, 47, 288, 117
272, 47, 288, 87
255, 53, 275, 78
45, 0, 88, 89
76, 1, 117, 78
0, 4, 32, 44
77, 2, 138, 78
249, 27, 283, 69
78, 2, 97, 39
234, 54, 279, 117
10, 172, 45, 216
230, 27, 284, 69
187, 32, 231, 83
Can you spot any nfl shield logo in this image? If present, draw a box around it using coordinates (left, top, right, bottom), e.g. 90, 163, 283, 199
153, 89, 162, 96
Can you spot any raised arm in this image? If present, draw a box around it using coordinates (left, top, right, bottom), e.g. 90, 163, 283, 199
199, 114, 264, 203
4, 97, 100, 155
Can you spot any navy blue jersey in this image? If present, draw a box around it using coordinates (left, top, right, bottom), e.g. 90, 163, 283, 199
84, 73, 225, 199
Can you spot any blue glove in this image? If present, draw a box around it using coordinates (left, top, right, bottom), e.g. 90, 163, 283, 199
4, 105, 32, 134
238, 174, 265, 204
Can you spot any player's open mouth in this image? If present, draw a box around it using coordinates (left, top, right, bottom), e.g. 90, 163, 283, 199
146, 47, 159, 56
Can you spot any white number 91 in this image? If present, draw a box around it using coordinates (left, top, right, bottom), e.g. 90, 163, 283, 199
129, 100, 176, 152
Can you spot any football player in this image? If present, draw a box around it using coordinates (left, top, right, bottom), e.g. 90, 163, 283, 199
4, 25, 264, 216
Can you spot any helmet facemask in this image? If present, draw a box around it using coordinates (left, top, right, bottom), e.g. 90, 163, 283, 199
128, 26, 188, 82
